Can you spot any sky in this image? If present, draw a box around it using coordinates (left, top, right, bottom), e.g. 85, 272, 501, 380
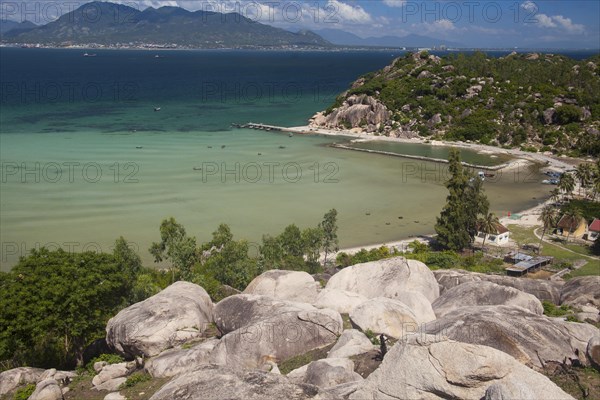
1, 0, 599, 48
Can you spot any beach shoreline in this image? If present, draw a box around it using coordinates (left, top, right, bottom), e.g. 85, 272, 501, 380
293, 124, 585, 259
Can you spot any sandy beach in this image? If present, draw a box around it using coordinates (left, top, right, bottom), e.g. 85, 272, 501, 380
292, 124, 585, 257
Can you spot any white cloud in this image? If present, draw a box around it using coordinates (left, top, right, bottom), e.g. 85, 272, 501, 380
421, 19, 456, 34
326, 0, 372, 24
382, 0, 406, 8
521, 1, 537, 12
520, 1, 584, 34
553, 15, 585, 34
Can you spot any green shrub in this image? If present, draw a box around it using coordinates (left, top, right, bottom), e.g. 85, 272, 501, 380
13, 384, 35, 400
120, 371, 151, 389
542, 301, 573, 317
364, 329, 381, 345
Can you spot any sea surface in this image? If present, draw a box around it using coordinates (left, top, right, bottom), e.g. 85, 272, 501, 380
0, 48, 563, 268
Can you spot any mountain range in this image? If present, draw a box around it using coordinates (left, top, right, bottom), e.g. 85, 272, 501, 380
0, 20, 37, 35
1, 2, 330, 48
314, 28, 463, 49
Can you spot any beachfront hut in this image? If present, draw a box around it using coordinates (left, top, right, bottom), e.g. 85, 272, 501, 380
588, 219, 600, 241
475, 222, 510, 246
556, 215, 587, 239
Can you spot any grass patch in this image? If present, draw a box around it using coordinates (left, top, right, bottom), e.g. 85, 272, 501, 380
120, 371, 152, 389
13, 384, 35, 400
547, 365, 600, 400
508, 225, 593, 264
279, 344, 334, 375
564, 260, 600, 278
341, 314, 353, 330
542, 301, 574, 317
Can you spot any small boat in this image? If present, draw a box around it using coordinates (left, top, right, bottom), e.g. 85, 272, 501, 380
193, 167, 202, 171
83, 53, 97, 57
155, 55, 161, 58
288, 133, 294, 137
484, 173, 495, 178
154, 107, 161, 112
135, 146, 143, 149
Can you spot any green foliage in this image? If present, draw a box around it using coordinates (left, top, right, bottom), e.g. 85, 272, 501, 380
555, 105, 582, 125
324, 52, 600, 156
542, 301, 573, 317
0, 247, 132, 369
120, 371, 151, 388
364, 329, 381, 345
149, 217, 197, 281
320, 209, 339, 267
13, 384, 36, 400
336, 246, 398, 268
562, 199, 600, 223
435, 150, 489, 251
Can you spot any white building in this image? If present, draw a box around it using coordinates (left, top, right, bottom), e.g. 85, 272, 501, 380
475, 222, 510, 246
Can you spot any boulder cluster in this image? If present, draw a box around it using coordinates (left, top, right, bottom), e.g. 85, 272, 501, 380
1, 257, 598, 399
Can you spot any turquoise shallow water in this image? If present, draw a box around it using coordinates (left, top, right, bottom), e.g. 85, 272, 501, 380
0, 49, 553, 269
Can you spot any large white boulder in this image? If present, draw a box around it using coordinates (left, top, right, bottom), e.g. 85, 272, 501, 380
432, 281, 544, 317
243, 270, 320, 304
148, 364, 338, 400
561, 276, 600, 308
350, 335, 575, 400
328, 329, 376, 359
211, 307, 342, 370
213, 294, 313, 335
421, 305, 600, 368
0, 367, 44, 396
146, 339, 219, 378
392, 291, 436, 323
92, 362, 135, 388
326, 257, 439, 302
434, 269, 563, 303
106, 281, 214, 357
29, 378, 63, 400
313, 289, 368, 314
349, 298, 420, 339
303, 358, 363, 389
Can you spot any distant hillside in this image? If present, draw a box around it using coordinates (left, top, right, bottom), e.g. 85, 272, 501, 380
3, 2, 331, 48
314, 29, 463, 48
311, 52, 600, 156
0, 20, 36, 35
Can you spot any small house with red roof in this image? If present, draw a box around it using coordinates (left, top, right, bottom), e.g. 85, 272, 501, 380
588, 218, 600, 241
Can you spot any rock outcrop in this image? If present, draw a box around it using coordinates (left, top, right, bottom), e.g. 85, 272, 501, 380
560, 276, 600, 308
349, 335, 575, 400
211, 306, 342, 370
433, 269, 563, 303
213, 294, 314, 335
421, 305, 599, 368
588, 335, 600, 371
349, 298, 420, 339
326, 257, 439, 302
106, 281, 214, 358
29, 378, 64, 400
148, 364, 337, 400
327, 329, 375, 359
145, 339, 219, 378
0, 367, 45, 396
432, 281, 544, 317
310, 94, 391, 130
313, 289, 368, 314
243, 270, 320, 304
302, 358, 363, 389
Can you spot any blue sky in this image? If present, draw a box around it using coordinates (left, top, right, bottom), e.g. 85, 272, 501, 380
1, 1, 599, 48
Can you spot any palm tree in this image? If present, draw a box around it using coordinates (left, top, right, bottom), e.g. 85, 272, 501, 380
575, 163, 593, 197
558, 173, 575, 201
563, 207, 582, 243
538, 205, 558, 254
477, 212, 499, 252
550, 188, 561, 204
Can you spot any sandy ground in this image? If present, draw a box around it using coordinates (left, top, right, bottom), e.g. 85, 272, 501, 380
289, 125, 588, 256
